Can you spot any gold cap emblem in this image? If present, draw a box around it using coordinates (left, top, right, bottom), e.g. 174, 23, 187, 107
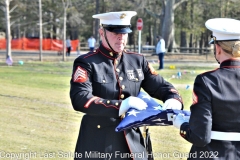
120, 13, 126, 19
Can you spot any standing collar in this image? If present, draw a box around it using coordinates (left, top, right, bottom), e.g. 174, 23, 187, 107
220, 58, 240, 68
97, 43, 122, 59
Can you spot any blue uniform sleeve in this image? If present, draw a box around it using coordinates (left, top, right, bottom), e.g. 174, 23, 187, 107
70, 57, 121, 118
180, 75, 212, 147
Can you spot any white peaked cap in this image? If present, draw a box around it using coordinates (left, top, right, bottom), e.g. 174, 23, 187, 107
92, 11, 137, 26
205, 18, 240, 41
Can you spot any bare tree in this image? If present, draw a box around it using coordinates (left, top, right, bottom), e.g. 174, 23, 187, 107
62, 0, 70, 61
94, 0, 99, 43
145, 0, 188, 51
4, 0, 11, 59
0, 0, 17, 60
39, 0, 43, 61
161, 0, 189, 51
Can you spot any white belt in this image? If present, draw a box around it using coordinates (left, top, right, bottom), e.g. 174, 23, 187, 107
211, 131, 240, 141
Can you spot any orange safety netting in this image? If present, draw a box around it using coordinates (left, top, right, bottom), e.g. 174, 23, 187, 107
0, 38, 79, 51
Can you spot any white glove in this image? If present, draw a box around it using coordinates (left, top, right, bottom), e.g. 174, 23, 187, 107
162, 98, 182, 110
173, 113, 189, 129
119, 97, 147, 116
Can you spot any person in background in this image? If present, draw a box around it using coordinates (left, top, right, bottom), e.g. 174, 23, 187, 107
173, 18, 240, 160
70, 11, 183, 160
66, 36, 72, 56
87, 35, 96, 52
155, 35, 166, 70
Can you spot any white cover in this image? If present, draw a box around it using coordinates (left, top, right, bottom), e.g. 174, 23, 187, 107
205, 18, 240, 40
92, 11, 137, 26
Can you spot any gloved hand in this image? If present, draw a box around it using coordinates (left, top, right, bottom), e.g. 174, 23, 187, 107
162, 98, 182, 110
119, 97, 147, 116
173, 113, 189, 129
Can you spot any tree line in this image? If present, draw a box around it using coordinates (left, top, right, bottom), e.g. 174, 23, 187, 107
0, 0, 240, 59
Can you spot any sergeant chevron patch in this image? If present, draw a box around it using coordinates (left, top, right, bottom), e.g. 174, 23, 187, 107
73, 66, 87, 83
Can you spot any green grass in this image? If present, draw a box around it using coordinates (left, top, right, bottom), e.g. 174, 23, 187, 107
0, 61, 217, 160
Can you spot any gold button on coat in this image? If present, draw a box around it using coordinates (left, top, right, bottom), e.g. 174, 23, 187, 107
115, 102, 119, 106
119, 77, 123, 81
102, 80, 106, 83
107, 100, 110, 104
97, 125, 101, 128
120, 94, 124, 99
122, 85, 125, 89
116, 68, 120, 72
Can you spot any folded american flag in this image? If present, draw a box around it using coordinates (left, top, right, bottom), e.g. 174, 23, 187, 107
115, 91, 191, 132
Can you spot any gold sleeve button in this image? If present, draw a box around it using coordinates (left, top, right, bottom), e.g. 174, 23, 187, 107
107, 100, 110, 104
115, 102, 119, 106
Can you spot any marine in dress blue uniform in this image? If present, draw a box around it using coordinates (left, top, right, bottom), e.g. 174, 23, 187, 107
70, 11, 183, 160
173, 18, 240, 160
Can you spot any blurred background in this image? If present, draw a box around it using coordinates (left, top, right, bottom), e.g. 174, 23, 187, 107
0, 0, 239, 61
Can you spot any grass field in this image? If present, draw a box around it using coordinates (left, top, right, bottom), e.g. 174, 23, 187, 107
0, 61, 218, 160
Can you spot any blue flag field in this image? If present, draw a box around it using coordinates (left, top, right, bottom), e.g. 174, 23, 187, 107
115, 91, 191, 132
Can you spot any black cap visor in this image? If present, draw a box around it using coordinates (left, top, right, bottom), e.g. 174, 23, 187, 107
102, 25, 132, 33
209, 35, 240, 44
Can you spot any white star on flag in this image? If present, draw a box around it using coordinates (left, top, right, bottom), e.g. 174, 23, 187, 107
154, 105, 162, 110
127, 110, 140, 117
115, 91, 191, 132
